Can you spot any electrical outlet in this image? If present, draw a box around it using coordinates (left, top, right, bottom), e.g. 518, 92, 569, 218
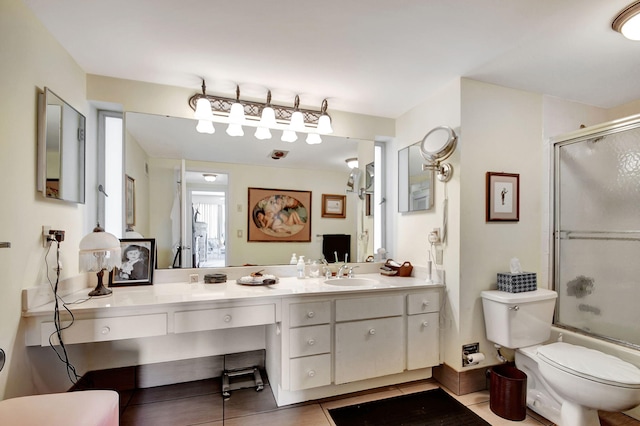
428, 228, 440, 244
42, 226, 51, 247
189, 274, 199, 284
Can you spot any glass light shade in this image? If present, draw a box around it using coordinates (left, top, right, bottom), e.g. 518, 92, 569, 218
317, 114, 333, 134
345, 158, 359, 169
203, 173, 217, 182
194, 97, 214, 120
289, 110, 305, 131
255, 126, 272, 140
281, 130, 298, 143
622, 13, 640, 40
228, 102, 246, 124
79, 229, 122, 272
196, 119, 215, 134
226, 123, 244, 137
306, 133, 322, 144
259, 106, 277, 127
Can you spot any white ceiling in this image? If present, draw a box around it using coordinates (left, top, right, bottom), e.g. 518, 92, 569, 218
24, 0, 640, 119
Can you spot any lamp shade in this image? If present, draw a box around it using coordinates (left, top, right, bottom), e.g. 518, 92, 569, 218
259, 106, 277, 128
281, 130, 298, 142
289, 110, 305, 132
305, 132, 322, 144
254, 126, 272, 140
228, 102, 246, 124
317, 114, 333, 134
196, 119, 215, 134
79, 226, 121, 272
226, 123, 244, 137
194, 97, 214, 120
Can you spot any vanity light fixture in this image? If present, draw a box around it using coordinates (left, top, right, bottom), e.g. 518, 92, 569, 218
203, 173, 217, 182
188, 80, 332, 144
345, 157, 359, 169
79, 224, 122, 297
613, 1, 640, 40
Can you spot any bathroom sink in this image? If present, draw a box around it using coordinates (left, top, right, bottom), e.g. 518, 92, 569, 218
324, 277, 379, 287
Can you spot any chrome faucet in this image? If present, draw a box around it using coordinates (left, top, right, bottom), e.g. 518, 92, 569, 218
337, 263, 349, 277
347, 265, 359, 278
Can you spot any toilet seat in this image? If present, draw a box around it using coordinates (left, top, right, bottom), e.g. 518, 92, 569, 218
537, 342, 640, 388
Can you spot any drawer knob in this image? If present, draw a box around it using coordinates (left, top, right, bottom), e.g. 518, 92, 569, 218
369, 328, 376, 335
308, 370, 316, 377
101, 326, 110, 335
422, 321, 429, 327
422, 300, 429, 307
307, 311, 315, 318
224, 314, 232, 322
307, 339, 316, 346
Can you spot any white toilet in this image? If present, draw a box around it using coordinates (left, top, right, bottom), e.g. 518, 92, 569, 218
481, 288, 640, 426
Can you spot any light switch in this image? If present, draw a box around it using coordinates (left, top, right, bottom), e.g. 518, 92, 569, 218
237, 229, 243, 238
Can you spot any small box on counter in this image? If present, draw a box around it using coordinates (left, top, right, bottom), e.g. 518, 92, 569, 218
497, 272, 537, 293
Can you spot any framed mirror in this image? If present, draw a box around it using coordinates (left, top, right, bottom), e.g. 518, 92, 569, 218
398, 141, 434, 212
37, 87, 86, 203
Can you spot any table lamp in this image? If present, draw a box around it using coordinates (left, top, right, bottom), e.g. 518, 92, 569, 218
79, 224, 121, 296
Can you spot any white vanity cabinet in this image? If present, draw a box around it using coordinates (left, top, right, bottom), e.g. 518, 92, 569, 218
406, 290, 441, 369
334, 295, 405, 384
286, 301, 332, 391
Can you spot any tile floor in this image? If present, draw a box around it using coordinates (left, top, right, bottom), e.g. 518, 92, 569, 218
117, 374, 635, 426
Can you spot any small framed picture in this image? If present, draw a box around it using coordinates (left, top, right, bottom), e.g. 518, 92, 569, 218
322, 194, 346, 218
486, 172, 519, 222
109, 238, 155, 286
125, 175, 135, 226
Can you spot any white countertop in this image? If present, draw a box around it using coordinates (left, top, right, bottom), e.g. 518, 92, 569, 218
24, 273, 442, 317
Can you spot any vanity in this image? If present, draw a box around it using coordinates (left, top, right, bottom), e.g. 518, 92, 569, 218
22, 267, 442, 406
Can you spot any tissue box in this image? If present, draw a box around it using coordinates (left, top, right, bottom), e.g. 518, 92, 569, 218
497, 272, 537, 293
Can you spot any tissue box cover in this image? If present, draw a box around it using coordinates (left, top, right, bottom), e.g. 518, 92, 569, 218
497, 272, 537, 293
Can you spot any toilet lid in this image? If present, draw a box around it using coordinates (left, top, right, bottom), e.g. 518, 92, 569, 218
537, 342, 640, 388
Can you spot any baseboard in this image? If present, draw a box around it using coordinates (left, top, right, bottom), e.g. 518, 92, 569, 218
432, 363, 489, 395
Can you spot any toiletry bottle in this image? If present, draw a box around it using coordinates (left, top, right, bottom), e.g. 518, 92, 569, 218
296, 255, 305, 279
309, 259, 320, 278
290, 253, 297, 265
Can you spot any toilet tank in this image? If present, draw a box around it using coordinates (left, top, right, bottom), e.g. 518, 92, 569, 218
481, 289, 557, 349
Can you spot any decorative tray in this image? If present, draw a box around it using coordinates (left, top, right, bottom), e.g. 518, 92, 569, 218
236, 275, 279, 286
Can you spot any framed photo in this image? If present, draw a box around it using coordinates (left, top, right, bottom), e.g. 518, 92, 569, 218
322, 194, 346, 218
109, 238, 155, 286
125, 175, 135, 226
248, 187, 311, 242
486, 172, 519, 222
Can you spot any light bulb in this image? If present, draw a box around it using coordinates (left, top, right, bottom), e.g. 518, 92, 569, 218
259, 106, 276, 127
289, 110, 305, 131
306, 133, 322, 144
281, 130, 298, 142
194, 97, 213, 120
622, 13, 640, 40
196, 120, 215, 134
317, 114, 333, 134
226, 123, 244, 137
255, 127, 272, 140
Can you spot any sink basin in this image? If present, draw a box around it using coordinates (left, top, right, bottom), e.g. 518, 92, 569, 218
323, 277, 379, 287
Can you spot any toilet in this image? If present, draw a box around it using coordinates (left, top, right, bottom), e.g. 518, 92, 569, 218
481, 288, 640, 426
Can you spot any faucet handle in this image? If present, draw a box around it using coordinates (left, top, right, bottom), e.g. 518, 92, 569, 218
347, 265, 359, 278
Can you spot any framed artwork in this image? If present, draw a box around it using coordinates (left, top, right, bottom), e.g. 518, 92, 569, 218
322, 194, 346, 219
248, 187, 311, 242
486, 172, 519, 222
125, 175, 135, 226
109, 238, 155, 286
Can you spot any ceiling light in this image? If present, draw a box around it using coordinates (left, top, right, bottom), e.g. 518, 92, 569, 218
306, 132, 322, 144
345, 157, 359, 169
613, 1, 640, 40
317, 99, 333, 134
203, 173, 217, 182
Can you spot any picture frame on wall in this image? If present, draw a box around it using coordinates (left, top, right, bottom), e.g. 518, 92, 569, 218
109, 238, 155, 286
486, 172, 519, 222
321, 194, 346, 219
125, 174, 135, 226
248, 187, 311, 242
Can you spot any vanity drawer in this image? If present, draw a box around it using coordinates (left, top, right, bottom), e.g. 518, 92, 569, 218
289, 324, 330, 358
41, 313, 167, 346
289, 301, 331, 327
174, 304, 275, 333
335, 295, 403, 321
407, 291, 440, 315
289, 354, 331, 391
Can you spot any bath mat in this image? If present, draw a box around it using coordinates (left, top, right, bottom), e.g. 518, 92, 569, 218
328, 387, 491, 426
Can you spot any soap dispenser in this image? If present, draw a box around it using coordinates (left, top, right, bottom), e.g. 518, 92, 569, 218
296, 255, 305, 279
290, 253, 297, 265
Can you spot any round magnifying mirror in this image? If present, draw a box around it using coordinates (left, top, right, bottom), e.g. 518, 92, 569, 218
420, 126, 457, 163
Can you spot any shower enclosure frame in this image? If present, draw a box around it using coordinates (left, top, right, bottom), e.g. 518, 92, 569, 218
551, 113, 640, 351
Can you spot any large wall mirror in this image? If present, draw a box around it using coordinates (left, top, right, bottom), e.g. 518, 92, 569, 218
398, 141, 434, 212
125, 112, 375, 268
37, 87, 86, 203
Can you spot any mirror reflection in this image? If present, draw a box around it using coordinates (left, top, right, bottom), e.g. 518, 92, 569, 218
124, 113, 374, 268
398, 142, 434, 212
37, 88, 86, 203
